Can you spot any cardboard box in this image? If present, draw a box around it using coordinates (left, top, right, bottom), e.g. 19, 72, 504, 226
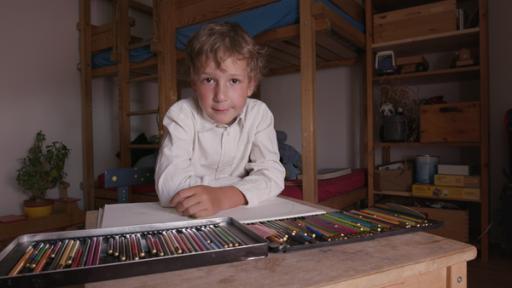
409, 206, 468, 242
375, 168, 412, 191
373, 0, 457, 43
420, 101, 480, 143
412, 184, 480, 201
434, 174, 480, 188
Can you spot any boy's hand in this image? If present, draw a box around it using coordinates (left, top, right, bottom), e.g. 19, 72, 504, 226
169, 185, 246, 218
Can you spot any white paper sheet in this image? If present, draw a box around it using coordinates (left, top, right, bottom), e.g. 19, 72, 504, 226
100, 197, 326, 228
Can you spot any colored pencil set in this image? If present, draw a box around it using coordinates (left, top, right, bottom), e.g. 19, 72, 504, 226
246, 206, 435, 250
7, 224, 248, 277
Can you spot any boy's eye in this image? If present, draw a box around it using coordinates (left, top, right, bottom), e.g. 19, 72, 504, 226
202, 77, 215, 84
229, 79, 241, 85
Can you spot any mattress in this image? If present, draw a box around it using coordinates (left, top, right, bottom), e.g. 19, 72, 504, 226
92, 0, 364, 68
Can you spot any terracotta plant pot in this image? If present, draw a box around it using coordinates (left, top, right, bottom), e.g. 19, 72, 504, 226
23, 199, 54, 219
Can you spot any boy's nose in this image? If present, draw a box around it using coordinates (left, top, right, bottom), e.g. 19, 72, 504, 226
213, 84, 227, 102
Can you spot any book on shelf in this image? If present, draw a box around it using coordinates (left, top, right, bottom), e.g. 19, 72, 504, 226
412, 184, 480, 202
297, 168, 352, 180
437, 164, 470, 176
434, 174, 480, 188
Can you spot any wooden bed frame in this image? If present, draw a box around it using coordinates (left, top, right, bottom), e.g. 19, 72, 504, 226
79, 0, 367, 210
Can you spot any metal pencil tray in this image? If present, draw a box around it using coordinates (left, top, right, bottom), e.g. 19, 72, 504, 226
0, 217, 268, 288
275, 218, 443, 253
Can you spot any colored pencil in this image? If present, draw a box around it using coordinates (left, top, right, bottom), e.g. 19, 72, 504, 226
57, 240, 74, 269
182, 229, 201, 252
92, 237, 102, 265
113, 236, 120, 257
34, 244, 53, 272
119, 237, 126, 262
135, 234, 146, 258
129, 235, 138, 260
8, 245, 34, 276
165, 231, 183, 254
152, 233, 164, 256
27, 242, 47, 269
79, 238, 91, 267
49, 239, 69, 270
145, 234, 157, 255
156, 234, 170, 256
85, 238, 97, 266
160, 232, 177, 255
187, 229, 207, 251
107, 237, 114, 255
66, 240, 81, 266
171, 230, 190, 254
50, 241, 62, 258
71, 245, 83, 268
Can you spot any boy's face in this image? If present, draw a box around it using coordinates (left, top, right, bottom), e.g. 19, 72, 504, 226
192, 56, 255, 125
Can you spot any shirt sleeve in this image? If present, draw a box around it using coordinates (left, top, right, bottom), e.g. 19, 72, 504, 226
155, 103, 203, 207
233, 106, 285, 206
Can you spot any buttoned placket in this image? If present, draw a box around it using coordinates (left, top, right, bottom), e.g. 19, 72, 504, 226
215, 124, 228, 178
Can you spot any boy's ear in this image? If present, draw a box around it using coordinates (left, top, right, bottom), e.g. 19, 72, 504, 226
247, 80, 257, 97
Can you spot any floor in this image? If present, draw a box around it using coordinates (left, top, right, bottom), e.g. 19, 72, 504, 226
468, 246, 512, 288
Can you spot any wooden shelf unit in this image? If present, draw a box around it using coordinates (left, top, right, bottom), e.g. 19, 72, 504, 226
365, 0, 489, 260
374, 66, 480, 85
373, 190, 481, 203
376, 141, 481, 148
372, 27, 480, 55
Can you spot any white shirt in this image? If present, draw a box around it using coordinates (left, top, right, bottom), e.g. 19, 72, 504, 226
155, 97, 285, 207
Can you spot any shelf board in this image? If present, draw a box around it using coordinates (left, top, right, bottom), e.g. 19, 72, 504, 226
375, 141, 481, 148
374, 190, 412, 197
373, 66, 480, 85
128, 144, 159, 149
372, 0, 436, 13
374, 190, 481, 203
372, 28, 480, 55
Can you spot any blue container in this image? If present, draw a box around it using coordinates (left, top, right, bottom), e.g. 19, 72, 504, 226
415, 155, 439, 184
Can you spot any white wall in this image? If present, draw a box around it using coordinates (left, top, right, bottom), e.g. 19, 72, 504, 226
261, 66, 363, 170
0, 1, 81, 215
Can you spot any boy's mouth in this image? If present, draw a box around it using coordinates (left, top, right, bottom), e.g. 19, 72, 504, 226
212, 107, 229, 112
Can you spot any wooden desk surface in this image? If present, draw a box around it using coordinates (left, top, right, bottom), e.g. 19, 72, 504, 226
84, 210, 477, 288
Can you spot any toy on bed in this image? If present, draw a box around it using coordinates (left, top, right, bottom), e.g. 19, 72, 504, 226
276, 130, 302, 180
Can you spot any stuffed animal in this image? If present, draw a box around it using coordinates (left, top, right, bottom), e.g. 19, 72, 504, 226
380, 102, 395, 117
276, 130, 302, 180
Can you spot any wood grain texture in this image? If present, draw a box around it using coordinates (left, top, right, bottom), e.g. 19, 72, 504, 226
300, 0, 318, 203
85, 232, 476, 288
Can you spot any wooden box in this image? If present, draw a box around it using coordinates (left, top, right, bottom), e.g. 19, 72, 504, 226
409, 206, 468, 243
420, 101, 480, 143
375, 167, 412, 192
373, 0, 457, 44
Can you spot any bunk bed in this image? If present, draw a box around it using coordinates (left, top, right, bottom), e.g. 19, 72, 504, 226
79, 0, 367, 210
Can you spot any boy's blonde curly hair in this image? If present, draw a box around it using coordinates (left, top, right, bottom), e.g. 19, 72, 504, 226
186, 23, 267, 84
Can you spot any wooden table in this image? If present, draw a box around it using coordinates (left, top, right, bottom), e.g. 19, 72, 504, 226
82, 209, 477, 288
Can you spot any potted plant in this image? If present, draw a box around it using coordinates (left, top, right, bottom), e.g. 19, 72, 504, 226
16, 131, 70, 218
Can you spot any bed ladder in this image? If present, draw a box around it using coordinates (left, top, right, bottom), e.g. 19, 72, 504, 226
115, 0, 178, 168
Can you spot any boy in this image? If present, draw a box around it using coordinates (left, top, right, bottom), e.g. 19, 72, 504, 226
155, 23, 285, 218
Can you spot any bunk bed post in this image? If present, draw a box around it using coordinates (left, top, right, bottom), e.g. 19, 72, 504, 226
115, 0, 131, 168
155, 0, 178, 137
364, 0, 375, 207
299, 0, 318, 203
479, 0, 490, 263
79, 0, 95, 210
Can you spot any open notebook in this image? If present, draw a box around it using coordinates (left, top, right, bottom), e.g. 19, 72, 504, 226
100, 197, 326, 228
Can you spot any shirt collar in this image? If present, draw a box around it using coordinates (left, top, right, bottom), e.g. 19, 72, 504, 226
196, 98, 248, 131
